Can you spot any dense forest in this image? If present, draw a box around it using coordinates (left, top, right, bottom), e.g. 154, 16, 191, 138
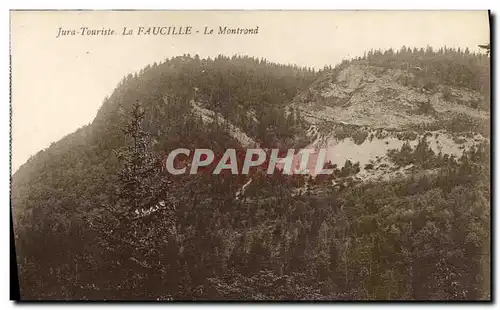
11, 49, 490, 300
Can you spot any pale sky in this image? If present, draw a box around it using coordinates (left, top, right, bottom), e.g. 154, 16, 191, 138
10, 10, 490, 172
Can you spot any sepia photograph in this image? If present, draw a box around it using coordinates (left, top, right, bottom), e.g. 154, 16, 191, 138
10, 10, 491, 301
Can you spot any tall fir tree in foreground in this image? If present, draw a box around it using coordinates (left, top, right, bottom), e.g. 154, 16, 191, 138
116, 101, 159, 214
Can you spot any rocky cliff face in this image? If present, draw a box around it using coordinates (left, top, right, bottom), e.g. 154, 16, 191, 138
293, 61, 488, 129
288, 61, 489, 181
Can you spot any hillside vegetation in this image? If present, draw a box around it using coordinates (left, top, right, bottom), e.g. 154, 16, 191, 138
12, 49, 490, 300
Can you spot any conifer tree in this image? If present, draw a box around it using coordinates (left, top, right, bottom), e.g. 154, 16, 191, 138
478, 44, 490, 56
116, 100, 162, 216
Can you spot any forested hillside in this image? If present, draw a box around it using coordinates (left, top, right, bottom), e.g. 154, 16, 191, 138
11, 49, 490, 300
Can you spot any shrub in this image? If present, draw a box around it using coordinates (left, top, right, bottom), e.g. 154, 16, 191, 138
352, 130, 369, 145
442, 86, 453, 101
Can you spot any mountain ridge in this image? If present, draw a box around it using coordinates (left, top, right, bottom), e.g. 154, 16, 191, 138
11, 49, 491, 300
